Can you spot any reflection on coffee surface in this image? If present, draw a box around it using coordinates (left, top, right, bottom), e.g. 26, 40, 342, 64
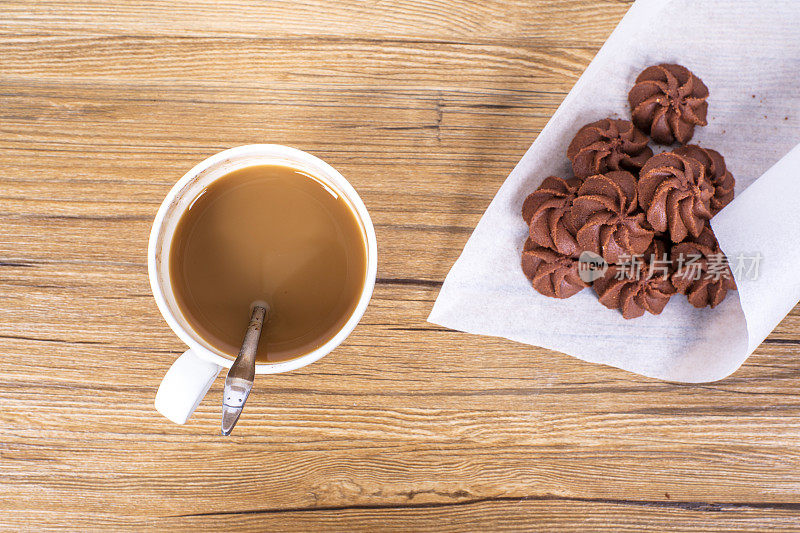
170, 164, 367, 362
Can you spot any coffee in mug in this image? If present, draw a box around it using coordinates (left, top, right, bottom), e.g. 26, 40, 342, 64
169, 164, 368, 362
150, 145, 377, 425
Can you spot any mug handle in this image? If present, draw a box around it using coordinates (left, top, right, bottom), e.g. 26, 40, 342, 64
155, 349, 221, 424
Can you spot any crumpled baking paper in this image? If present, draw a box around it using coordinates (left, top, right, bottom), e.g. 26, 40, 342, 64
428, 0, 800, 381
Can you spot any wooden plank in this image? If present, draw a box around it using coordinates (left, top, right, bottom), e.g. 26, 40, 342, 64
1, 0, 630, 45
4, 499, 800, 532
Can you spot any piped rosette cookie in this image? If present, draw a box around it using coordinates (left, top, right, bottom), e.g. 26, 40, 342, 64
628, 63, 709, 145
638, 150, 714, 242
521, 176, 582, 257
521, 239, 589, 299
593, 239, 676, 319
567, 118, 653, 179
673, 144, 735, 215
671, 226, 737, 309
571, 170, 654, 264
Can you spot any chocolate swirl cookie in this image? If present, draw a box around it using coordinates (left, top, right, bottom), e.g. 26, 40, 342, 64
671, 227, 737, 308
628, 64, 709, 145
521, 176, 581, 257
567, 118, 653, 179
521, 239, 588, 299
674, 145, 734, 215
638, 151, 713, 242
593, 239, 676, 319
572, 170, 654, 264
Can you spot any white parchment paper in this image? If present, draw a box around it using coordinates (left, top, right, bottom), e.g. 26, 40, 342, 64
428, 0, 800, 382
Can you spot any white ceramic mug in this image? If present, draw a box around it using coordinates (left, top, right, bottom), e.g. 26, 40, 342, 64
148, 145, 377, 424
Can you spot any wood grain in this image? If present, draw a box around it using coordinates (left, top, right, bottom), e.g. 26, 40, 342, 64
1, 0, 800, 531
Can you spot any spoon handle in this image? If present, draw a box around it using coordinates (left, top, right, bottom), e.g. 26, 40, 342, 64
221, 303, 268, 435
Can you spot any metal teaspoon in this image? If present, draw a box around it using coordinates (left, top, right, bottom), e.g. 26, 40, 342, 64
221, 301, 269, 436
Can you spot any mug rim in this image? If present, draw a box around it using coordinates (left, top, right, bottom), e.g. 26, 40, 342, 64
147, 144, 378, 374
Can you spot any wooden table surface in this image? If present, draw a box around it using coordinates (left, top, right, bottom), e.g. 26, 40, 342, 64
2, 1, 800, 531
